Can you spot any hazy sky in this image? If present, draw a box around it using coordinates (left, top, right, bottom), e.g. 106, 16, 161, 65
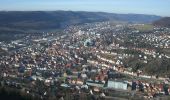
0, 0, 170, 16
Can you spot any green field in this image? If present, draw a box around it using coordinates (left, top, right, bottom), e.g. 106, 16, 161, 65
134, 24, 154, 32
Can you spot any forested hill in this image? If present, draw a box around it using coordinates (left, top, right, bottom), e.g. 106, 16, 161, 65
0, 11, 161, 34
153, 17, 170, 28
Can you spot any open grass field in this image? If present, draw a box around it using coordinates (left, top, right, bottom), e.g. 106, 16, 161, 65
134, 24, 154, 32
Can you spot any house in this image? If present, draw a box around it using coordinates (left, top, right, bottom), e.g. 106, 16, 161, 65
86, 80, 105, 87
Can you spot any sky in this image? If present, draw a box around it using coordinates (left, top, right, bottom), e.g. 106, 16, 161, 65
0, 0, 170, 16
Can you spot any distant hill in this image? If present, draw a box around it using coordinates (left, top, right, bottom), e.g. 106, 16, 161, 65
0, 11, 161, 34
153, 17, 170, 28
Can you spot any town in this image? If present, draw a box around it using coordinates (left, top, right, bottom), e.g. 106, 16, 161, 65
0, 21, 170, 100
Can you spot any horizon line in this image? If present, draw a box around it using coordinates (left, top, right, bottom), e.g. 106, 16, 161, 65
0, 10, 167, 17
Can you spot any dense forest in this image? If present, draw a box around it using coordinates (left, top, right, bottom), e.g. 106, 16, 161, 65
153, 17, 170, 28
0, 11, 161, 34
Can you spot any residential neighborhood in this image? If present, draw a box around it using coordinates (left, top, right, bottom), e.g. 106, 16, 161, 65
0, 21, 170, 100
